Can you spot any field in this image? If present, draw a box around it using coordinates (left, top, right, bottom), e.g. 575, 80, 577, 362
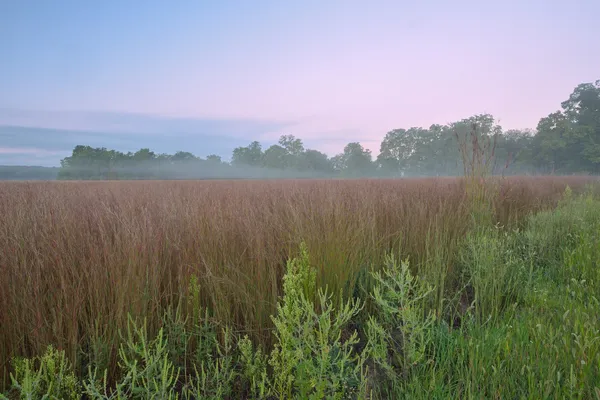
1, 176, 599, 399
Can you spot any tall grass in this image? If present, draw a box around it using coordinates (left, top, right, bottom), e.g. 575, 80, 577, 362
0, 176, 594, 389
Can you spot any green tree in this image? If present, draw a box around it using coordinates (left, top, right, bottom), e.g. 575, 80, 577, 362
232, 141, 263, 167
132, 148, 156, 162
300, 149, 334, 173
278, 134, 304, 169
171, 151, 197, 162
206, 154, 223, 164
533, 81, 600, 173
335, 142, 374, 176
263, 144, 288, 169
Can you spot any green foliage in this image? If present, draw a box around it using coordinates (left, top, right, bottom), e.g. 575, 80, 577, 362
363, 255, 436, 395
534, 80, 600, 173
460, 228, 521, 323
7, 345, 79, 400
185, 327, 237, 400
84, 316, 180, 399
268, 243, 367, 399
3, 192, 600, 399
389, 192, 600, 399
522, 188, 600, 273
238, 336, 269, 399
332, 142, 375, 177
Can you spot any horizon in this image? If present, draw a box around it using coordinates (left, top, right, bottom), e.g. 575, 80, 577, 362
1, 1, 599, 166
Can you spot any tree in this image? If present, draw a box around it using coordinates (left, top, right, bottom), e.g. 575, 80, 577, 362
206, 154, 223, 164
277, 135, 305, 169
59, 145, 118, 179
377, 128, 430, 176
278, 135, 304, 156
335, 142, 374, 176
263, 144, 288, 169
171, 151, 197, 162
132, 148, 156, 162
300, 149, 334, 173
562, 80, 600, 170
232, 141, 263, 167
495, 129, 534, 174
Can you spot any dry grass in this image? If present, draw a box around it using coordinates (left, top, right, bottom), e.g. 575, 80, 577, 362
0, 176, 594, 386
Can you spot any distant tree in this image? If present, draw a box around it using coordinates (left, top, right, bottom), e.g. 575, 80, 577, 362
232, 141, 263, 167
300, 149, 334, 173
132, 148, 156, 162
494, 129, 534, 173
558, 80, 600, 172
335, 142, 374, 176
206, 154, 223, 164
263, 144, 288, 169
377, 128, 428, 175
171, 151, 197, 162
278, 134, 304, 156
535, 81, 600, 174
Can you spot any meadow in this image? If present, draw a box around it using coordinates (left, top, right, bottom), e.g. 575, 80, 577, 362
1, 176, 599, 399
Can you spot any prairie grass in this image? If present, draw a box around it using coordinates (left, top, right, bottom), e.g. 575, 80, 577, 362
0, 176, 596, 393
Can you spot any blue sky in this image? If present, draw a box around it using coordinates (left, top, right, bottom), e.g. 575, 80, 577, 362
1, 0, 599, 166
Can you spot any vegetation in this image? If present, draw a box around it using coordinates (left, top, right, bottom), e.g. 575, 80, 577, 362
1, 80, 599, 398
1, 172, 599, 398
46, 79, 599, 180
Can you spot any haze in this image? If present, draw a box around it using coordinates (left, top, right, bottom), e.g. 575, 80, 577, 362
1, 0, 599, 166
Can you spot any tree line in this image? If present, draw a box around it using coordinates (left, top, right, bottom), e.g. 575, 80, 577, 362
7, 79, 599, 180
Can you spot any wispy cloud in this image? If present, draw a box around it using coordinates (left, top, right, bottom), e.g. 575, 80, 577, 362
0, 146, 70, 166
0, 109, 293, 139
0, 147, 64, 155
0, 109, 384, 167
0, 109, 301, 166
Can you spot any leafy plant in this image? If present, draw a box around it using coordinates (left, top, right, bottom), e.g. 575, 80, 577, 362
238, 336, 269, 399
4, 345, 79, 400
268, 243, 367, 399
84, 316, 180, 399
184, 326, 237, 400
363, 254, 436, 394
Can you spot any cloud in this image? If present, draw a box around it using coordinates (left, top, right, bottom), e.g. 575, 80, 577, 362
0, 147, 71, 166
0, 147, 64, 155
0, 108, 298, 166
0, 109, 384, 166
0, 108, 293, 138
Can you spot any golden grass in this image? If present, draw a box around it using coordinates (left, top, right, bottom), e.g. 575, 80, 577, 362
0, 176, 594, 385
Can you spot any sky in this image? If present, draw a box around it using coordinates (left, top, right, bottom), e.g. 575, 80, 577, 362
1, 0, 599, 166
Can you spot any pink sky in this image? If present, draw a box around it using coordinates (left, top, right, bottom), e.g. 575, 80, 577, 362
1, 0, 599, 161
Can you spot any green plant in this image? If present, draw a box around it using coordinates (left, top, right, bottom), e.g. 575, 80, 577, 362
459, 228, 521, 323
84, 316, 180, 399
184, 326, 237, 400
238, 336, 269, 399
363, 254, 436, 395
6, 345, 79, 400
268, 243, 367, 399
